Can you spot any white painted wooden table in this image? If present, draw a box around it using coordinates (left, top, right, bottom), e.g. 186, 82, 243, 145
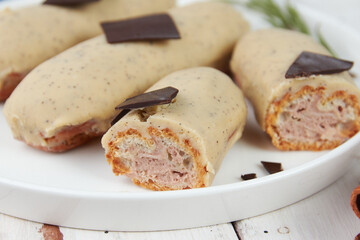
1, 0, 360, 239
1, 155, 360, 240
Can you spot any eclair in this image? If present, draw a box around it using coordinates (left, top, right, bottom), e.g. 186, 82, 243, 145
102, 67, 247, 191
0, 0, 175, 100
230, 28, 360, 150
4, 2, 249, 152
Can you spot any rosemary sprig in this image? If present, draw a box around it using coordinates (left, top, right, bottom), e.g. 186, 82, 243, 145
283, 2, 310, 34
316, 29, 336, 57
217, 0, 336, 56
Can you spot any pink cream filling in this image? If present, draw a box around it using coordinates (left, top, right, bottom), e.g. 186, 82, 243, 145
120, 136, 196, 189
276, 94, 356, 143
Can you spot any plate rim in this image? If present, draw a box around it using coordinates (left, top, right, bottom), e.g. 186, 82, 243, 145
1, 0, 360, 231
1, 0, 360, 199
1, 129, 359, 199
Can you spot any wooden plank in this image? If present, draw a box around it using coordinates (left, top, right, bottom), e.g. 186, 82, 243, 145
0, 214, 43, 240
0, 213, 239, 240
61, 223, 238, 240
234, 157, 360, 240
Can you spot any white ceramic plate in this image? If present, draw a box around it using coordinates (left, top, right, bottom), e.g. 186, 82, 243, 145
1, 0, 360, 231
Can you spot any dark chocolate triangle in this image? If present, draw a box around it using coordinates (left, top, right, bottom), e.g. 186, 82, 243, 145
261, 161, 283, 174
111, 109, 130, 126
101, 14, 180, 44
115, 87, 179, 110
285, 51, 353, 78
241, 173, 257, 181
43, 0, 99, 6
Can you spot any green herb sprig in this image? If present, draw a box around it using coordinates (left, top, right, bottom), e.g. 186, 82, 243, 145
217, 0, 336, 56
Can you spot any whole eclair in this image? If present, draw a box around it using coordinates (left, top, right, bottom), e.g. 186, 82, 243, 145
0, 0, 175, 101
231, 28, 360, 151
102, 67, 247, 191
4, 2, 249, 152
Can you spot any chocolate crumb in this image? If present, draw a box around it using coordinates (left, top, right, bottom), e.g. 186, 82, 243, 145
285, 51, 353, 78
101, 14, 180, 44
43, 0, 99, 6
261, 161, 283, 174
241, 173, 257, 180
40, 224, 64, 240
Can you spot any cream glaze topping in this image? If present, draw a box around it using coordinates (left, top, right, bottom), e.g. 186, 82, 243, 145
0, 0, 175, 88
230, 28, 359, 130
102, 67, 247, 186
4, 2, 249, 148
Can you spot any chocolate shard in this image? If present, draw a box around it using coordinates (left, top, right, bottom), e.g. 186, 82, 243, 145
285, 51, 353, 78
101, 14, 180, 44
43, 0, 99, 6
111, 109, 130, 126
116, 87, 179, 110
261, 161, 283, 174
111, 87, 178, 125
241, 173, 257, 181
